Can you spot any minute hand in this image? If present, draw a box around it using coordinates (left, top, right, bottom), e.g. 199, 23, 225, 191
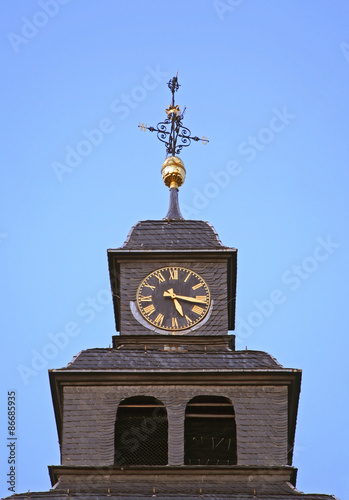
172, 294, 207, 304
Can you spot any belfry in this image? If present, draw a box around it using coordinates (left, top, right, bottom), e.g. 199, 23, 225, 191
9, 77, 338, 499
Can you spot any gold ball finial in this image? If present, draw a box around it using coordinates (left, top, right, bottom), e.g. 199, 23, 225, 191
161, 156, 186, 189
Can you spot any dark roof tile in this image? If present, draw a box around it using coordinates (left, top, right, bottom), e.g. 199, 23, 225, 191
120, 220, 228, 250
60, 348, 290, 372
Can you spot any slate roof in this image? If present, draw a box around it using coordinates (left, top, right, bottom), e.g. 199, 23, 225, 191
120, 220, 228, 250
61, 347, 286, 372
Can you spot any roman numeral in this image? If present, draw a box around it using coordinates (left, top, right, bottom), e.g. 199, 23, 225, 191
192, 282, 203, 290
169, 267, 178, 280
153, 313, 164, 327
192, 305, 204, 315
185, 315, 193, 325
145, 283, 155, 290
154, 271, 165, 283
143, 304, 155, 315
139, 295, 152, 302
172, 317, 179, 329
184, 271, 191, 282
195, 295, 207, 303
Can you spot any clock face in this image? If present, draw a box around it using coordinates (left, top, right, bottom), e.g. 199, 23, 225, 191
136, 267, 211, 331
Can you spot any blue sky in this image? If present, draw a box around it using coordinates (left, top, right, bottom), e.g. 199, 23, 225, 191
1, 1, 348, 498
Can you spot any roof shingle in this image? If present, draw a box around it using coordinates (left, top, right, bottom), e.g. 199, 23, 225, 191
62, 348, 286, 372
120, 220, 227, 250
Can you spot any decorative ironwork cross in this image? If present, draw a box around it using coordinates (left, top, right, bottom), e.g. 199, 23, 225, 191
138, 74, 208, 156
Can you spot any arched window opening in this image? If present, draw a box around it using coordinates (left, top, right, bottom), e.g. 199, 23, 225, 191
184, 395, 237, 465
114, 396, 168, 466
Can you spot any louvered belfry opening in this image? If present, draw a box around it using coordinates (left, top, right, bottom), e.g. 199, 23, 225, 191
184, 395, 237, 465
114, 396, 168, 466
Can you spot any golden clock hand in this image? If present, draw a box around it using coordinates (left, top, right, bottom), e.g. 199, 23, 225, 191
171, 294, 207, 304
174, 298, 183, 316
164, 289, 207, 304
163, 289, 184, 316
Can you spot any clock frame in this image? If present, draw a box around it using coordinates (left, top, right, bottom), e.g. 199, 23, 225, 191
136, 266, 211, 332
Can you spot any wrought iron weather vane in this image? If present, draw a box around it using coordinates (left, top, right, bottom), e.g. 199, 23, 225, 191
138, 74, 208, 156
138, 74, 208, 221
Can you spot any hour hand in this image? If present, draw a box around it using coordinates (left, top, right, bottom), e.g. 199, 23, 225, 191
173, 298, 183, 316
164, 289, 183, 316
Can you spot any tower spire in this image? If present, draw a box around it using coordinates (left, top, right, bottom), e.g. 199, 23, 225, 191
138, 74, 208, 220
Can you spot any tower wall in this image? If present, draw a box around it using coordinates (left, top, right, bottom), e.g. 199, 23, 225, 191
61, 385, 288, 467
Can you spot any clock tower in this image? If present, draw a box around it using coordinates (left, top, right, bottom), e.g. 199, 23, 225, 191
9, 76, 338, 499
108, 217, 237, 337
